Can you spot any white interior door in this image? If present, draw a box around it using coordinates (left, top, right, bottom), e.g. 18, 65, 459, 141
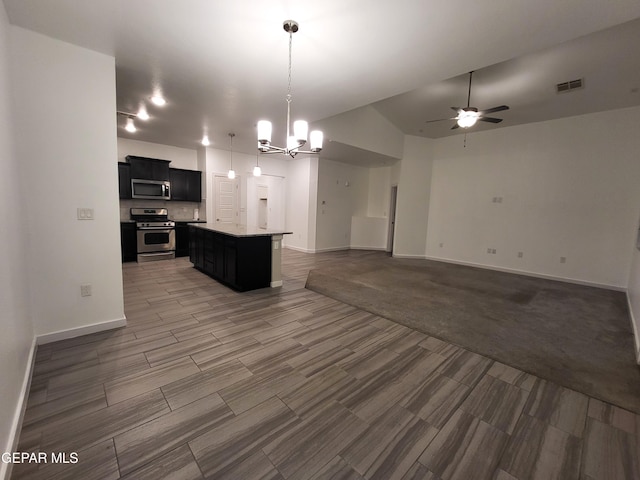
214, 174, 238, 224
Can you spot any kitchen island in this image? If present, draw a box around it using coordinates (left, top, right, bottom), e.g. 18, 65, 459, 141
188, 223, 292, 292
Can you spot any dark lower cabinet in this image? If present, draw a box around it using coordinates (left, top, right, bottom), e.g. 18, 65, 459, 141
120, 222, 137, 262
175, 223, 190, 257
189, 226, 271, 291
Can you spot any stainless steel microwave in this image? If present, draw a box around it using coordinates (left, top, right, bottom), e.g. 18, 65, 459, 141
131, 179, 171, 200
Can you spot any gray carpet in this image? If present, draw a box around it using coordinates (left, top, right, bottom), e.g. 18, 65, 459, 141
305, 255, 640, 414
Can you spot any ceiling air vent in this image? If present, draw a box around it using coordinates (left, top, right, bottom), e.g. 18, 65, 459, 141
556, 78, 584, 93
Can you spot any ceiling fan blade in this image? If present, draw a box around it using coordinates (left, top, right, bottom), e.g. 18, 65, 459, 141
425, 117, 457, 124
480, 105, 509, 115
451, 123, 460, 130
451, 107, 462, 112
479, 117, 503, 123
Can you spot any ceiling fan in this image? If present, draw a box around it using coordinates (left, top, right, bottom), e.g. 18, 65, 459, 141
425, 71, 509, 130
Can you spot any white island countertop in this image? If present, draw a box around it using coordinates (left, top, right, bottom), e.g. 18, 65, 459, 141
188, 222, 292, 238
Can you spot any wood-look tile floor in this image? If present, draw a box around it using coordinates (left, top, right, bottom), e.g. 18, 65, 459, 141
12, 249, 640, 480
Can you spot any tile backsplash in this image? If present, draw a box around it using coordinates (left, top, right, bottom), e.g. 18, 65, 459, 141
120, 200, 204, 221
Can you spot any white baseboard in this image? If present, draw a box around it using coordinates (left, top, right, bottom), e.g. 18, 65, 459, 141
36, 317, 127, 345
284, 245, 314, 253
313, 246, 351, 253
351, 246, 387, 251
270, 280, 283, 287
285, 245, 351, 254
0, 337, 37, 480
626, 293, 640, 365
392, 253, 428, 259
420, 255, 625, 292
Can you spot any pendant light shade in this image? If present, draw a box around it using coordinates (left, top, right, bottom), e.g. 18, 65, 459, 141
227, 133, 236, 179
253, 153, 262, 177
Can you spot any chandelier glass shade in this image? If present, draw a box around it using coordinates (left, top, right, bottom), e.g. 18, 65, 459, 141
257, 20, 323, 157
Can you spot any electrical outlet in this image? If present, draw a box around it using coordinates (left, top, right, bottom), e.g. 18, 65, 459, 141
518, 251, 523, 258
439, 243, 444, 248
80, 284, 92, 297
560, 256, 567, 263
492, 249, 497, 254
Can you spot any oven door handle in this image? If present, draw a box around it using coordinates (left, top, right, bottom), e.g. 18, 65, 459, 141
137, 227, 175, 231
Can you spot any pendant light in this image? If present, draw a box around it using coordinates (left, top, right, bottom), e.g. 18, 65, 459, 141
227, 133, 236, 179
253, 153, 262, 177
257, 20, 323, 157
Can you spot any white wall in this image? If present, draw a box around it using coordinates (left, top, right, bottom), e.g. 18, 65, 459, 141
315, 159, 369, 251
351, 166, 393, 250
367, 166, 392, 217
0, 8, 34, 475
314, 104, 404, 159
626, 222, 640, 362
246, 175, 286, 230
285, 157, 315, 251
117, 137, 198, 170
11, 27, 124, 339
426, 106, 640, 288
393, 135, 434, 257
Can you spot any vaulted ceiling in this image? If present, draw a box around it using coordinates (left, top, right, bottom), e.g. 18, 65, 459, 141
4, 0, 640, 159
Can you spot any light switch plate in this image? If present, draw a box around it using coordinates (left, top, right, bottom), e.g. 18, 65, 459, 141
77, 208, 94, 220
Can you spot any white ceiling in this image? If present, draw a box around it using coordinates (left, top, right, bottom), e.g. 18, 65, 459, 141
4, 0, 640, 162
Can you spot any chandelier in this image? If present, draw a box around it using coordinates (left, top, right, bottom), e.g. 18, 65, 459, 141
257, 20, 323, 157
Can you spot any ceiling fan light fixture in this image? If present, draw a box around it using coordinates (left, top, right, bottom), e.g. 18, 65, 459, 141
457, 110, 479, 128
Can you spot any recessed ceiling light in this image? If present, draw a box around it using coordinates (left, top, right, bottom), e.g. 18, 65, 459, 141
150, 95, 166, 106
201, 135, 210, 146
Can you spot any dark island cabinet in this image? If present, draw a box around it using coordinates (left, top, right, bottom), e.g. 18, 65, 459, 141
118, 162, 132, 199
126, 155, 170, 181
120, 222, 137, 262
170, 168, 202, 202
189, 226, 271, 291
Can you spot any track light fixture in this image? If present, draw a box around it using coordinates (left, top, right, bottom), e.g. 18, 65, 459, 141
117, 111, 140, 133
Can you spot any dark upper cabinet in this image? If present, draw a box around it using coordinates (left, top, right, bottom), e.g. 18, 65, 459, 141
170, 168, 202, 202
126, 155, 170, 181
118, 162, 132, 199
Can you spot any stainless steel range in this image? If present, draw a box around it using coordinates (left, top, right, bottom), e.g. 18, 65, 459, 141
130, 208, 175, 262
